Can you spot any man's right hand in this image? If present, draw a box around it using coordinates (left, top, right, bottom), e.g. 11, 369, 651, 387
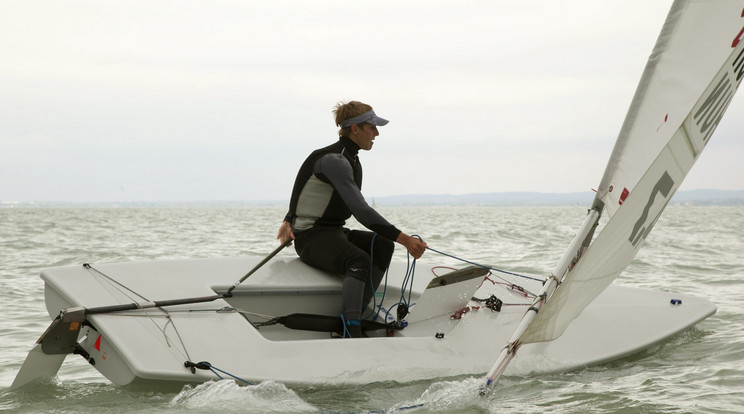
277, 221, 295, 245
396, 233, 428, 259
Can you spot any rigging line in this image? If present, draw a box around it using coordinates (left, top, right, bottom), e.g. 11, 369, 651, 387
83, 263, 172, 320
83, 263, 193, 361
184, 361, 255, 385
481, 275, 538, 298
161, 316, 174, 348
83, 263, 152, 303
189, 307, 282, 325
206, 364, 254, 385
72, 306, 280, 322
166, 316, 193, 363
83, 263, 176, 320
191, 307, 278, 321
425, 246, 547, 283
147, 312, 196, 363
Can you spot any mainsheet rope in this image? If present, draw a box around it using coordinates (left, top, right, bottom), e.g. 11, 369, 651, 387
364, 237, 546, 321
424, 246, 547, 283
363, 234, 418, 323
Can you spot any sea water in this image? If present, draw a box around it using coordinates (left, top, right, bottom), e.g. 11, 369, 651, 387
0, 205, 742, 413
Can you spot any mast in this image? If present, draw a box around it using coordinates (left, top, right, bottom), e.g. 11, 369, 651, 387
483, 209, 599, 387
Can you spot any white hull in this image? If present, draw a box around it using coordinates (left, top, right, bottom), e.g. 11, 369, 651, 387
34, 256, 714, 386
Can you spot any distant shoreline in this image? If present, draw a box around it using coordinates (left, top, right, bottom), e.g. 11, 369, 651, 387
3, 189, 744, 208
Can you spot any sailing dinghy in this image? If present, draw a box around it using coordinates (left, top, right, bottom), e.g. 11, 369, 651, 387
12, 0, 744, 390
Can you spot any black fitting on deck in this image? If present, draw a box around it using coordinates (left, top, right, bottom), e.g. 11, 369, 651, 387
184, 360, 212, 374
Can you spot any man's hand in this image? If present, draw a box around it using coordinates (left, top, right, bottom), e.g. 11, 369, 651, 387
277, 221, 295, 245
396, 233, 428, 259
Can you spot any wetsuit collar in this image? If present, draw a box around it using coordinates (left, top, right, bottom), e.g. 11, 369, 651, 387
340, 136, 360, 157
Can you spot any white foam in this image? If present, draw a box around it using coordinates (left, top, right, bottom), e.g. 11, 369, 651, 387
412, 377, 488, 411
169, 380, 317, 412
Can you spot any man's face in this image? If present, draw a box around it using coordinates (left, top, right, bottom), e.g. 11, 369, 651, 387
351, 123, 379, 151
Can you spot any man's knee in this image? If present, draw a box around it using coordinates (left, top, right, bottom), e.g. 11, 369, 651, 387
345, 265, 369, 282
376, 236, 394, 255
344, 250, 371, 282
372, 237, 394, 269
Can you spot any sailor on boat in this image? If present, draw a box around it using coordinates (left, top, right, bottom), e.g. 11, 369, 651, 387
276, 100, 428, 338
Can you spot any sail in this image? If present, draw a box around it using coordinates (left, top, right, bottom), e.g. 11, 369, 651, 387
520, 0, 744, 344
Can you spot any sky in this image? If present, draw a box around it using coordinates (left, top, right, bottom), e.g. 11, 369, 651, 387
2, 0, 743, 203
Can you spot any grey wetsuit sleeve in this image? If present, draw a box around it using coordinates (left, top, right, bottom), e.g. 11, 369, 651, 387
316, 154, 402, 241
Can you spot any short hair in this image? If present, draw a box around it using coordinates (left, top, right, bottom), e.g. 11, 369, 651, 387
333, 100, 373, 136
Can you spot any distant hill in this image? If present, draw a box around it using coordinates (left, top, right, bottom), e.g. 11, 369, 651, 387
3, 189, 744, 208
667, 189, 744, 206
370, 192, 593, 207
369, 189, 744, 207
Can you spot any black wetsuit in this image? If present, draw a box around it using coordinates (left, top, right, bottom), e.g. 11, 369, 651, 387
284, 137, 399, 322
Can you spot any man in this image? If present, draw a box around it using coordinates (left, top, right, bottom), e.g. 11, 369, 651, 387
277, 100, 427, 338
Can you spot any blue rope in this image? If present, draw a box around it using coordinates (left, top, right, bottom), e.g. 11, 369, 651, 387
368, 265, 389, 321
426, 246, 546, 283
398, 235, 424, 307
195, 361, 255, 385
400, 255, 415, 306
338, 313, 351, 338
365, 233, 387, 321
363, 233, 418, 322
366, 236, 543, 323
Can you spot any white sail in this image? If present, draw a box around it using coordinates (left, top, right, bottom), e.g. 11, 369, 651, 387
520, 0, 744, 344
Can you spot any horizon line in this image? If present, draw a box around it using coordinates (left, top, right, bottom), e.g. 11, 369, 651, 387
3, 189, 744, 207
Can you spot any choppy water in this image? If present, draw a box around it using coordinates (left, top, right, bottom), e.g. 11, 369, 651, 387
1, 205, 743, 413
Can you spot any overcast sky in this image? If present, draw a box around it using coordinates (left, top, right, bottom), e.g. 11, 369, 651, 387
2, 0, 743, 203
